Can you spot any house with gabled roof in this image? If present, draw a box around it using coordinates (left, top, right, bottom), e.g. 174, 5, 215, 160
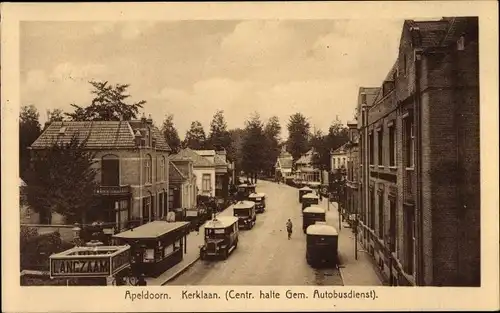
168, 159, 197, 212
295, 149, 321, 183
194, 149, 230, 200
274, 149, 293, 182
170, 148, 216, 198
29, 115, 171, 231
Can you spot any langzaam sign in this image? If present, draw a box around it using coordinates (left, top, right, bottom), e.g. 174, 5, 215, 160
49, 245, 130, 278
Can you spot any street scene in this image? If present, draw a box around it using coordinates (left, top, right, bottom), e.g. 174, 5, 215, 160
17, 16, 480, 288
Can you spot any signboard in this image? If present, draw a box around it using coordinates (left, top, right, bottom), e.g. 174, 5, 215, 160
50, 245, 130, 279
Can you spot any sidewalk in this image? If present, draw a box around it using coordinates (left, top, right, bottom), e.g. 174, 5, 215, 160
145, 204, 235, 286
319, 199, 385, 286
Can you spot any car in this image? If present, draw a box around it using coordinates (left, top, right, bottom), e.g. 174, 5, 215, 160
248, 193, 266, 213
200, 216, 239, 260
233, 200, 257, 229
306, 222, 339, 267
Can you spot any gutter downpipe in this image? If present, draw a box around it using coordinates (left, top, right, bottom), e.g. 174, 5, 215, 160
414, 47, 424, 286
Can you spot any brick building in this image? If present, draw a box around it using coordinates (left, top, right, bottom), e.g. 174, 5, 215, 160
357, 17, 479, 286
29, 116, 172, 232
168, 158, 197, 211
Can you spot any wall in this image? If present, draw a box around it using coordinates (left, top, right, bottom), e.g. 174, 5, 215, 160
194, 167, 216, 197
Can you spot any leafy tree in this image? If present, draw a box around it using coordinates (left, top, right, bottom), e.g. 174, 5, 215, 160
161, 114, 181, 154
263, 116, 282, 177
183, 121, 207, 150
310, 129, 330, 171
227, 128, 246, 177
287, 113, 311, 162
66, 81, 145, 121
47, 109, 65, 123
24, 134, 99, 224
207, 110, 232, 153
241, 112, 266, 182
19, 105, 42, 179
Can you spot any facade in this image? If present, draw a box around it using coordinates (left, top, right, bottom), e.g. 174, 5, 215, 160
274, 149, 293, 182
194, 149, 229, 199
295, 149, 321, 183
171, 148, 216, 198
29, 117, 172, 232
330, 145, 348, 172
357, 17, 480, 286
168, 160, 197, 212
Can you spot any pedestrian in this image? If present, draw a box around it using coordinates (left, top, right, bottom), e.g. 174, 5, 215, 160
286, 219, 293, 240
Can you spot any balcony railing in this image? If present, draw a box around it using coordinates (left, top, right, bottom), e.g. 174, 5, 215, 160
95, 185, 131, 196
403, 169, 415, 203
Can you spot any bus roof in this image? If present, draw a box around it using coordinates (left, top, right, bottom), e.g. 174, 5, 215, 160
237, 183, 248, 188
306, 223, 338, 236
303, 193, 319, 199
113, 221, 189, 239
299, 186, 313, 191
303, 206, 326, 214
233, 200, 255, 209
204, 216, 239, 229
249, 193, 265, 198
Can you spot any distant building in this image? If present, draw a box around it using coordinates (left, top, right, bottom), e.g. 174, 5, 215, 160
169, 158, 197, 211
330, 144, 348, 174
275, 148, 293, 182
194, 149, 230, 199
357, 17, 479, 286
171, 148, 216, 198
295, 149, 320, 183
29, 116, 171, 231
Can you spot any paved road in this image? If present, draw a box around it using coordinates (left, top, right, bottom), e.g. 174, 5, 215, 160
169, 180, 343, 286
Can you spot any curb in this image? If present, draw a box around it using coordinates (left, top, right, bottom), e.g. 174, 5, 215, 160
337, 265, 346, 286
161, 256, 201, 285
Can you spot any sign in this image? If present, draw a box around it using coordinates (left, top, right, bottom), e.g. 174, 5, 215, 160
50, 245, 130, 279
51, 257, 111, 277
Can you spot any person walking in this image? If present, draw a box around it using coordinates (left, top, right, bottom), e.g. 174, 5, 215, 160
286, 219, 293, 240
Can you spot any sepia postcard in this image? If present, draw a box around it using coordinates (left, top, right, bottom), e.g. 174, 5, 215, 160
1, 1, 499, 312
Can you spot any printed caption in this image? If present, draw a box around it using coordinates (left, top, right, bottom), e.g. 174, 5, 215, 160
124, 288, 378, 302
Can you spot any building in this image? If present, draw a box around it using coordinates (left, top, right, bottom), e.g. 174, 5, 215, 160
171, 148, 216, 198
275, 149, 294, 182
357, 17, 479, 286
295, 149, 321, 183
330, 144, 348, 173
193, 149, 230, 199
168, 159, 197, 211
29, 116, 172, 232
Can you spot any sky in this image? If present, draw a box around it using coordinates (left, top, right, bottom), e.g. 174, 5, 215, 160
20, 19, 405, 140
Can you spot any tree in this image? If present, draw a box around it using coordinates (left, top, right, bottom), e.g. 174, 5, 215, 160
19, 105, 42, 179
227, 128, 246, 176
66, 81, 145, 121
183, 121, 207, 150
47, 109, 65, 123
24, 134, 99, 224
161, 114, 181, 154
310, 129, 330, 171
263, 116, 282, 177
207, 110, 232, 153
241, 112, 266, 182
287, 113, 311, 162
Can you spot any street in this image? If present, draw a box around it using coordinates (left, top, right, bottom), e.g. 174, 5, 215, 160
169, 180, 343, 285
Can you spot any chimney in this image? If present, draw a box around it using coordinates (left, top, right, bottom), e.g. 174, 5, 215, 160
146, 114, 153, 125
141, 112, 147, 124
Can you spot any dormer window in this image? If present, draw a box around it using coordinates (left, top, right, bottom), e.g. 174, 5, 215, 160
58, 127, 66, 135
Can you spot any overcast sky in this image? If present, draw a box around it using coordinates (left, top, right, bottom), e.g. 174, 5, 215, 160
20, 19, 404, 139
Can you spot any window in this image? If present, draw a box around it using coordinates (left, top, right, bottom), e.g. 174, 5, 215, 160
404, 117, 414, 168
215, 175, 223, 189
142, 194, 151, 223
369, 133, 374, 165
389, 125, 396, 166
378, 191, 384, 237
101, 155, 119, 186
389, 198, 397, 253
202, 174, 211, 192
158, 192, 163, 218
145, 154, 152, 183
168, 188, 174, 210
404, 205, 415, 274
332, 158, 336, 169
160, 157, 165, 181
377, 129, 383, 166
